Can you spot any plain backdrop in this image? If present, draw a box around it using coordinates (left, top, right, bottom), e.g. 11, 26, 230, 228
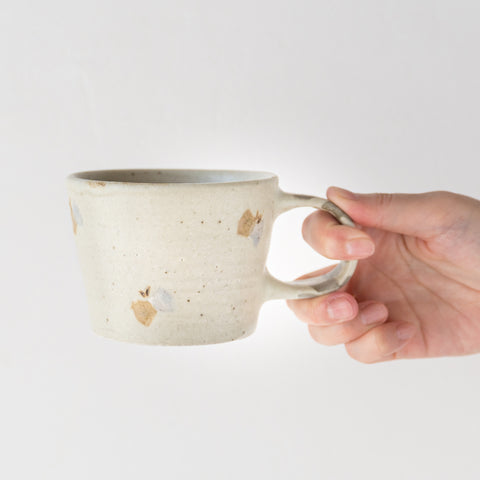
1, 1, 480, 479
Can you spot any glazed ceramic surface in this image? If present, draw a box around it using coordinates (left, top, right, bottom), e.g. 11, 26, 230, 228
67, 169, 356, 345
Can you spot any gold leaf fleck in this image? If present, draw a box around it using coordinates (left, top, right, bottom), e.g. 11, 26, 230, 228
237, 209, 263, 237
131, 300, 157, 326
139, 286, 151, 298
88, 180, 106, 188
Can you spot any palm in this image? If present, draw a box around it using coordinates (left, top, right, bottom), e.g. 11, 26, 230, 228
348, 226, 480, 358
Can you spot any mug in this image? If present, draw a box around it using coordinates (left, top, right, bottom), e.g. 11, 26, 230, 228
66, 169, 357, 345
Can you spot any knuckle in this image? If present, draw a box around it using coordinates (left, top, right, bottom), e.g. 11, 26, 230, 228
431, 190, 455, 202
310, 298, 328, 323
344, 342, 360, 360
308, 325, 323, 344
376, 192, 394, 209
287, 298, 314, 323
371, 193, 395, 229
308, 325, 340, 346
373, 328, 390, 356
315, 227, 342, 258
429, 191, 457, 215
330, 324, 352, 345
319, 237, 336, 258
344, 343, 375, 364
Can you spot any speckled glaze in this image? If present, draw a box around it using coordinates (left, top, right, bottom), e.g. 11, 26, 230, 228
66, 169, 356, 345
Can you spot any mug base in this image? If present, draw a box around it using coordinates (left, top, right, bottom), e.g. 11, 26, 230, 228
90, 324, 256, 346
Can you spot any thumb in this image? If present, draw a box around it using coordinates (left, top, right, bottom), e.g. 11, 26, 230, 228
327, 187, 463, 240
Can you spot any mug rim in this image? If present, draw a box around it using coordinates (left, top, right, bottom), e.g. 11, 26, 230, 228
67, 168, 278, 187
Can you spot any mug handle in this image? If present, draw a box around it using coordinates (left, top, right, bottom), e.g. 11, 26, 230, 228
263, 190, 358, 301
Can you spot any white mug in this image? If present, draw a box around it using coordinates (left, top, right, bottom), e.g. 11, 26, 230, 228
67, 169, 357, 345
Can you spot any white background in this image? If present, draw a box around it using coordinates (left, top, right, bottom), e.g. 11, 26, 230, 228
2, 1, 480, 479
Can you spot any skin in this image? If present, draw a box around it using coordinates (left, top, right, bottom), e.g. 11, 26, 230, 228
286, 187, 480, 363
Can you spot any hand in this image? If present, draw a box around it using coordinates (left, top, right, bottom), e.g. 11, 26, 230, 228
287, 187, 480, 363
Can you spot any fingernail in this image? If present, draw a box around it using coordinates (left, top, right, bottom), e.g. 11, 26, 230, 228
346, 238, 375, 257
360, 303, 388, 325
327, 296, 355, 322
329, 187, 358, 201
396, 323, 416, 341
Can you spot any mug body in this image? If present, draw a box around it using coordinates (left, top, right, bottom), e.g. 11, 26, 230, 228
67, 169, 278, 345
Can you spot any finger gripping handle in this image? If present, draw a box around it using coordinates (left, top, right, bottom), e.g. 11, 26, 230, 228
263, 191, 358, 301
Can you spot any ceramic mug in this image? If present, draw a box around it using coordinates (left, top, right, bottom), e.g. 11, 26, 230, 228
67, 169, 357, 345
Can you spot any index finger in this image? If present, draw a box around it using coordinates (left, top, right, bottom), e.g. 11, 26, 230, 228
302, 209, 375, 260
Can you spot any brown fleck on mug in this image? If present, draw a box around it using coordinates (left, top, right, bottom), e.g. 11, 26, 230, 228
67, 169, 357, 345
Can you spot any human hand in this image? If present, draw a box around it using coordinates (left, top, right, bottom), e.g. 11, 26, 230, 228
287, 187, 480, 363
